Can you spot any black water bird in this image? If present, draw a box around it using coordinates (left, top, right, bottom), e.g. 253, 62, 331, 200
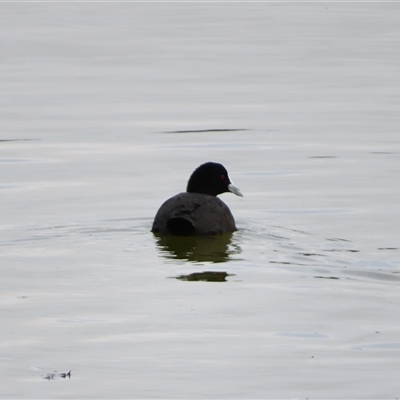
151, 162, 243, 236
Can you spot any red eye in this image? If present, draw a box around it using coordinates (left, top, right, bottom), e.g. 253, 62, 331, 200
220, 175, 225, 180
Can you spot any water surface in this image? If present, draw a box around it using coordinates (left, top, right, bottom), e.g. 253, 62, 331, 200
1, 3, 400, 399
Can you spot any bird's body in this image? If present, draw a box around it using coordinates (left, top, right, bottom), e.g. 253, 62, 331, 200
151, 162, 242, 236
152, 192, 236, 236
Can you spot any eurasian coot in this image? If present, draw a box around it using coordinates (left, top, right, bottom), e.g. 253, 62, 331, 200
151, 162, 243, 236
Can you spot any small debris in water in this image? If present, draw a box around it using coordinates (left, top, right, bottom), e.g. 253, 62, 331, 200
60, 370, 72, 379
43, 370, 71, 380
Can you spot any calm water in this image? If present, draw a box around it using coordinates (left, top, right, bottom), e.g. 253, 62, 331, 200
1, 3, 400, 398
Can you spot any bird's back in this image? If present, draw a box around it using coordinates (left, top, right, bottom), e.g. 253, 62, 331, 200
151, 192, 236, 236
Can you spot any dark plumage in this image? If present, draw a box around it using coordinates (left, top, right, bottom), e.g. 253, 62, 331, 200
151, 162, 243, 236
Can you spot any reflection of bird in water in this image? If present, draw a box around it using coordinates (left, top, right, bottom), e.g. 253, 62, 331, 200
152, 162, 243, 236
175, 271, 232, 282
155, 233, 241, 263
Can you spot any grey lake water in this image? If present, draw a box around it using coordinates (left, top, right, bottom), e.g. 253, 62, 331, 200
1, 2, 400, 399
